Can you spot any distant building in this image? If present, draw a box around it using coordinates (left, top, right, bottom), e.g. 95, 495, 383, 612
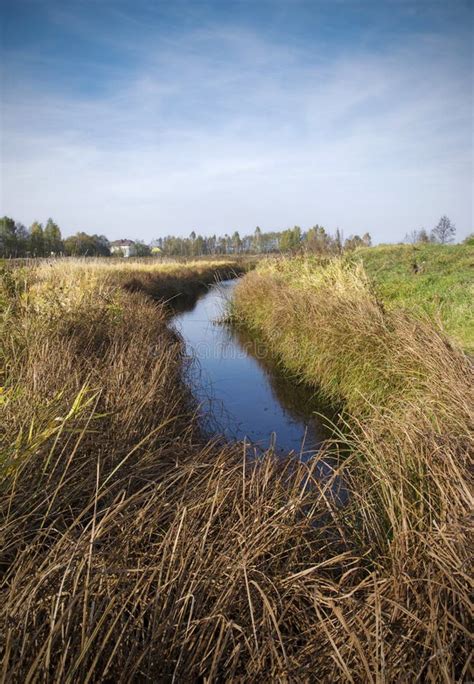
110, 239, 136, 257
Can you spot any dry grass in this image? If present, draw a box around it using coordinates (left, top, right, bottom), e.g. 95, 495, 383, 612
0, 256, 472, 681
230, 256, 474, 679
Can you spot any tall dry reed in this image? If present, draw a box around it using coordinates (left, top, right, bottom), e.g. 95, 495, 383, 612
0, 257, 472, 681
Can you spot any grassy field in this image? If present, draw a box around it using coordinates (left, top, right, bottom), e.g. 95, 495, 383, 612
0, 253, 472, 681
352, 243, 474, 351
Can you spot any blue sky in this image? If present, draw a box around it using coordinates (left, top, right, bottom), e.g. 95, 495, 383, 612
1, 0, 472, 242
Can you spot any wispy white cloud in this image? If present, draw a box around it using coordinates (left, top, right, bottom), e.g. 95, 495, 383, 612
1, 16, 472, 241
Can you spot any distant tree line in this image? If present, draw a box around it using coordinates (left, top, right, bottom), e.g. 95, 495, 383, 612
1, 213, 465, 260
153, 225, 372, 257
0, 217, 111, 257
0, 218, 372, 259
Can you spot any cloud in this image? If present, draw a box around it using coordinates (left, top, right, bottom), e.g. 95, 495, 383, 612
1, 14, 472, 241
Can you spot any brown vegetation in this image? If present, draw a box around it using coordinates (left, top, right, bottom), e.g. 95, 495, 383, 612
0, 257, 472, 681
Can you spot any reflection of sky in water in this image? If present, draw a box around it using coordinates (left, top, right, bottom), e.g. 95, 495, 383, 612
172, 280, 329, 455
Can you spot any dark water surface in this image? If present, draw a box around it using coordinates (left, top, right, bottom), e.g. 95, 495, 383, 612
172, 280, 331, 456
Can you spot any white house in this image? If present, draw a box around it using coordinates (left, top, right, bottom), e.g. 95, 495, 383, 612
110, 239, 137, 257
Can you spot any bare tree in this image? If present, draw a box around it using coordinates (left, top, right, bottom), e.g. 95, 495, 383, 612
431, 215, 456, 244
405, 228, 430, 244
405, 229, 419, 244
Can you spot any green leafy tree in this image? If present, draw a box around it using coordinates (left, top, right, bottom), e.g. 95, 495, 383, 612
134, 241, 152, 257
217, 236, 227, 254
194, 235, 205, 255
280, 226, 301, 252
232, 231, 242, 253
0, 216, 28, 257
64, 232, 110, 256
29, 222, 45, 257
43, 218, 63, 255
279, 230, 292, 252
305, 225, 333, 254
15, 223, 30, 256
0, 216, 18, 257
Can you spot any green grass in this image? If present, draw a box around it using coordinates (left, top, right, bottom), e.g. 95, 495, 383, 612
351, 243, 474, 351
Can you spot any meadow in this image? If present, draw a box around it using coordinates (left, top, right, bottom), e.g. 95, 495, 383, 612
353, 243, 473, 351
0, 250, 472, 681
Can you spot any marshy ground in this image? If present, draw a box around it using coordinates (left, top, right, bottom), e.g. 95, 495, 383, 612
0, 248, 472, 681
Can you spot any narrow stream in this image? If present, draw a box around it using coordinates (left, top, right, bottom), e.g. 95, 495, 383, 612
173, 279, 331, 457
